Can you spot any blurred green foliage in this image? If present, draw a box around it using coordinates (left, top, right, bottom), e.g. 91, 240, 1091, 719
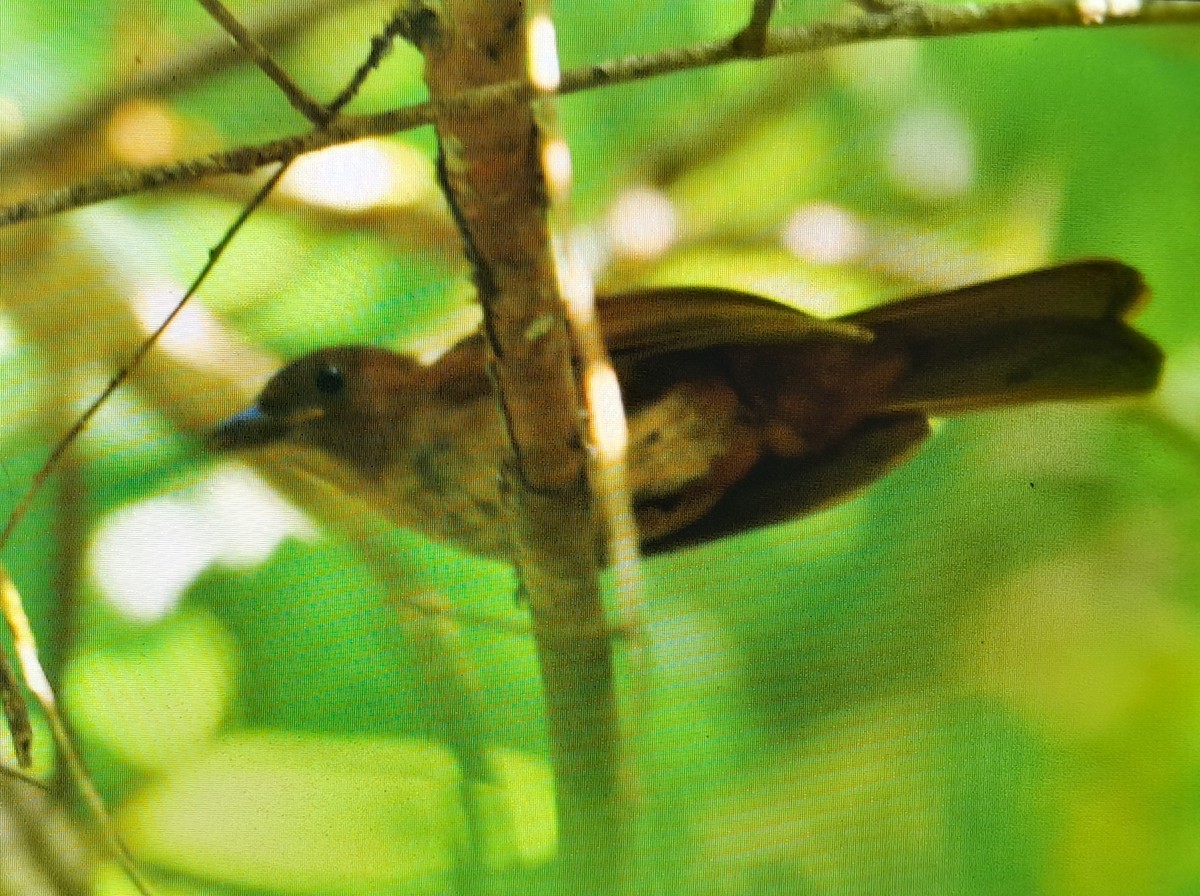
1, 1, 1198, 895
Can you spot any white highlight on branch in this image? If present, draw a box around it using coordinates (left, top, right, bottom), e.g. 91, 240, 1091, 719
0, 572, 53, 705
16, 643, 52, 705
1078, 0, 1142, 22
560, 248, 598, 324
528, 15, 562, 91
586, 365, 629, 464
542, 137, 573, 199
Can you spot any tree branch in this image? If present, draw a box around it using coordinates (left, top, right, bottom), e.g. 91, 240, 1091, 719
3, 0, 1198, 228
418, 1, 629, 890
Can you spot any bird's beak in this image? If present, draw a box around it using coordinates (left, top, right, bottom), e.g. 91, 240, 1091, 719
208, 406, 293, 451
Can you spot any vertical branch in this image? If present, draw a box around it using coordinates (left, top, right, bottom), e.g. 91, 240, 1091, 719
332, 508, 503, 896
414, 2, 626, 891
526, 0, 656, 883
523, 10, 646, 642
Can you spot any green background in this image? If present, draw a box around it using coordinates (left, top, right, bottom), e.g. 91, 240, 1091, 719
1, 1, 1198, 894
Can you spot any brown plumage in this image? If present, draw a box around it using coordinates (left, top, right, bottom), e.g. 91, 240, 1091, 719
210, 260, 1162, 559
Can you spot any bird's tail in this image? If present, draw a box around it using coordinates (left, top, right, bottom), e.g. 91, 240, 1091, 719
844, 260, 1164, 415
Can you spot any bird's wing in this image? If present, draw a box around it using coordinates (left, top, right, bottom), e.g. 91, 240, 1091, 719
598, 286, 871, 362
641, 413, 931, 555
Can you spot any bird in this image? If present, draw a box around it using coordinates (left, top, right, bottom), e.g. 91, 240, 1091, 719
209, 260, 1163, 560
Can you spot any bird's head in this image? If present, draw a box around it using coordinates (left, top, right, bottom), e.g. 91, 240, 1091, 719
209, 346, 424, 475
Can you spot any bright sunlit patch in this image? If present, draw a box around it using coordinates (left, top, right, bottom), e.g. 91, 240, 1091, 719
196, 464, 319, 568
133, 277, 224, 366
106, 99, 180, 166
63, 612, 236, 770
492, 748, 557, 865
91, 498, 217, 622
744, 275, 846, 317
118, 734, 465, 890
542, 137, 573, 197
0, 96, 25, 143
90, 467, 316, 621
606, 186, 679, 260
528, 15, 561, 91
885, 107, 975, 201
278, 139, 432, 212
587, 365, 628, 463
865, 228, 992, 289
782, 203, 867, 265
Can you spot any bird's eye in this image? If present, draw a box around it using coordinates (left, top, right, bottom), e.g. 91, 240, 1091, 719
314, 364, 345, 396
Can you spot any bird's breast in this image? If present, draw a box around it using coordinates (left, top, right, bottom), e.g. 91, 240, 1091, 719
382, 394, 515, 560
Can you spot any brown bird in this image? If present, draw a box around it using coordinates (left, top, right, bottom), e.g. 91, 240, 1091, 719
210, 260, 1162, 559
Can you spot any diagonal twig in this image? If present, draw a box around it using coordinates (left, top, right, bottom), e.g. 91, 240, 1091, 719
195, 0, 330, 123
0, 0, 367, 168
